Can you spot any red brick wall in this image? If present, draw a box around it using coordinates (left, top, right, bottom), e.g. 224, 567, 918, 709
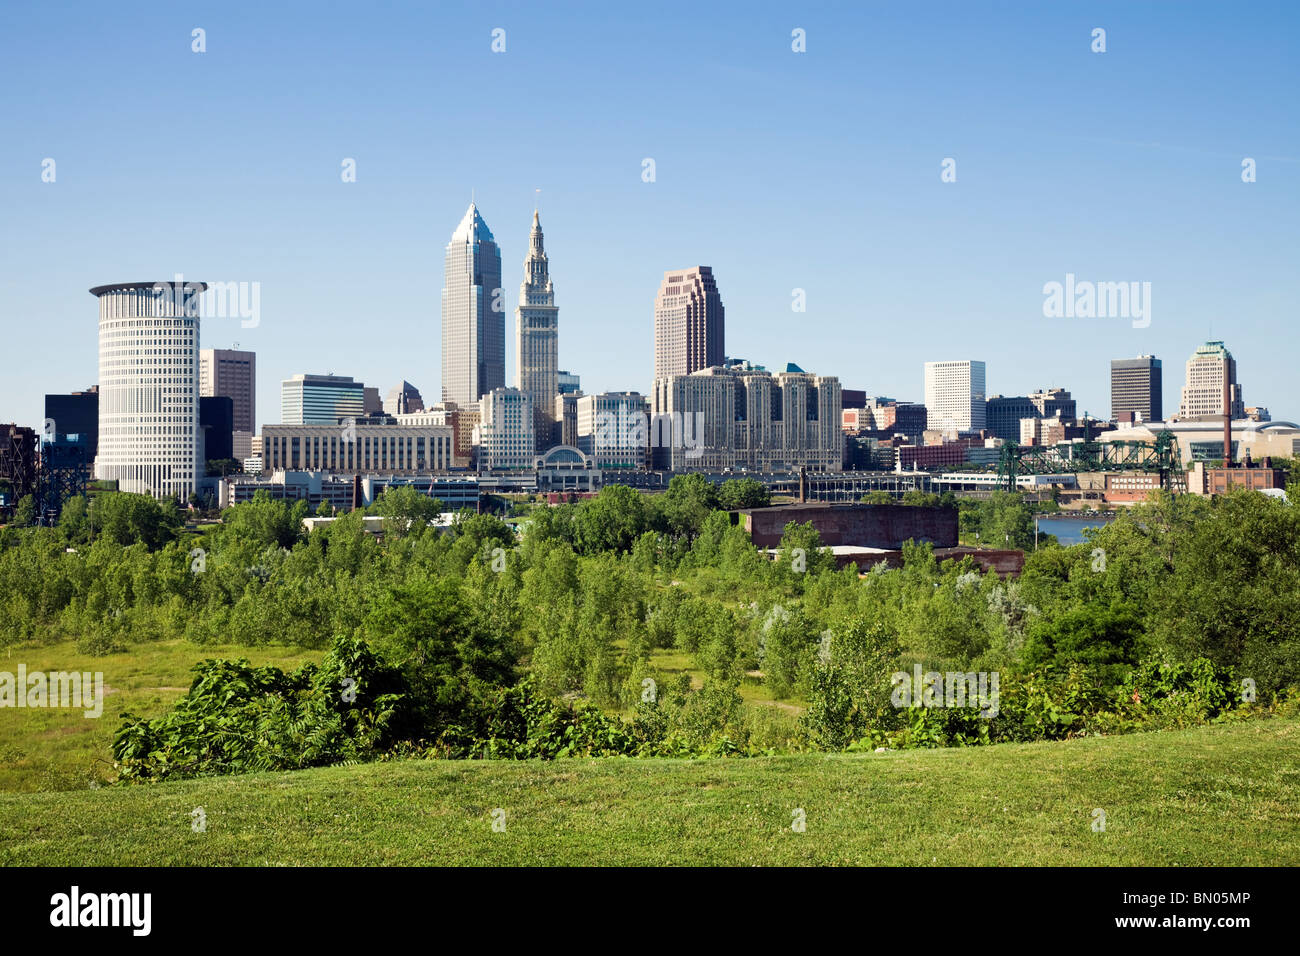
743, 504, 958, 549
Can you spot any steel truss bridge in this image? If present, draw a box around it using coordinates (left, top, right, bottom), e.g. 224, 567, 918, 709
995, 430, 1186, 494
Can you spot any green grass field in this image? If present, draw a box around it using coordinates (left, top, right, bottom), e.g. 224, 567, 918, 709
0, 641, 323, 793
2, 717, 1296, 866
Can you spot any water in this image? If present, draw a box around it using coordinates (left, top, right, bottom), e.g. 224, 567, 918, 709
1034, 514, 1117, 546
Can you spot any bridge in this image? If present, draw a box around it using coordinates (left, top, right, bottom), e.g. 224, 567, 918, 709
995, 430, 1186, 494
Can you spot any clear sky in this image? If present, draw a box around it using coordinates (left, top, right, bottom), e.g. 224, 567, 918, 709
2, 0, 1296, 430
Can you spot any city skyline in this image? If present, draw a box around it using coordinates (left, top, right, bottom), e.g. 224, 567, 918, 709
2, 2, 1296, 433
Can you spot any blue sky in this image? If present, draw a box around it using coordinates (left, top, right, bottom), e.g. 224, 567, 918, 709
2, 0, 1296, 430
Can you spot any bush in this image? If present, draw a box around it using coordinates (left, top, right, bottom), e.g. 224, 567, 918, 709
113, 635, 407, 781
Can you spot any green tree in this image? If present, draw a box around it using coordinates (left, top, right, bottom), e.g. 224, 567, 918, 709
219, 491, 304, 550
572, 484, 647, 554
88, 492, 181, 549
652, 474, 720, 544
1023, 603, 1145, 687
719, 477, 770, 510
11, 494, 38, 527
372, 486, 442, 537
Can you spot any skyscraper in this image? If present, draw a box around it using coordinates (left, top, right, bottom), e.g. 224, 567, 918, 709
200, 348, 256, 460
476, 387, 536, 471
92, 280, 204, 499
654, 267, 725, 381
442, 202, 504, 408
1179, 342, 1244, 420
924, 360, 986, 434
515, 210, 559, 450
1111, 355, 1162, 422
199, 349, 256, 434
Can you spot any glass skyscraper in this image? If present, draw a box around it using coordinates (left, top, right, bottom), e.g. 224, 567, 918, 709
442, 203, 504, 408
280, 374, 365, 425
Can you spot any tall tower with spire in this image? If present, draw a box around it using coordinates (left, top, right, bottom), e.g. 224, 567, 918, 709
442, 202, 504, 407
515, 209, 559, 449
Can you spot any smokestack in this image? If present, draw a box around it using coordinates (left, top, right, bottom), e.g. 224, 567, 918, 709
799, 465, 807, 503
1223, 357, 1232, 468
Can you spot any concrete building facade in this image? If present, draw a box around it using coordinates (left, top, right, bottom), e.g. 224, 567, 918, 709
654, 266, 725, 381
515, 210, 559, 450
924, 360, 986, 434
92, 280, 204, 499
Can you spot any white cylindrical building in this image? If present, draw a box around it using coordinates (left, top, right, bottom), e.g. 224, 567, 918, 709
91, 281, 206, 500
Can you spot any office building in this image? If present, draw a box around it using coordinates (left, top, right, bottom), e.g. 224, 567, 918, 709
1029, 387, 1076, 420
281, 374, 365, 425
44, 388, 99, 457
555, 393, 579, 447
985, 396, 1037, 443
654, 266, 725, 380
199, 396, 234, 464
91, 280, 204, 499
1179, 341, 1245, 420
1111, 355, 1162, 422
557, 370, 581, 395
199, 348, 255, 432
261, 422, 454, 473
576, 392, 649, 470
384, 381, 425, 416
515, 210, 560, 450
649, 363, 841, 473
923, 360, 986, 435
477, 388, 535, 471
442, 202, 504, 407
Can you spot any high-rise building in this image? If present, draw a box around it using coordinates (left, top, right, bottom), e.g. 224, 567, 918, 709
515, 210, 559, 451
1111, 355, 1162, 422
199, 349, 256, 434
476, 387, 535, 471
1179, 342, 1244, 420
555, 392, 580, 447
199, 348, 256, 463
576, 392, 648, 470
199, 396, 234, 464
557, 371, 581, 395
383, 381, 425, 416
363, 387, 383, 415
1029, 387, 1076, 420
649, 364, 841, 473
924, 360, 986, 434
442, 203, 504, 407
91, 281, 204, 499
280, 374, 366, 425
985, 396, 1037, 442
44, 388, 99, 457
654, 267, 725, 381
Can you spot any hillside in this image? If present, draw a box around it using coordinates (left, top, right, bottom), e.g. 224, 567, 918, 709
3, 718, 1296, 866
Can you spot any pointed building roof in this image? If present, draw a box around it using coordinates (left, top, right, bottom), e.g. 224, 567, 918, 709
450, 202, 495, 244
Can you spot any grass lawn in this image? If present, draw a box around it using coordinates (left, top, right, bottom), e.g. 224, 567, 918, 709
2, 717, 1296, 866
0, 641, 323, 793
